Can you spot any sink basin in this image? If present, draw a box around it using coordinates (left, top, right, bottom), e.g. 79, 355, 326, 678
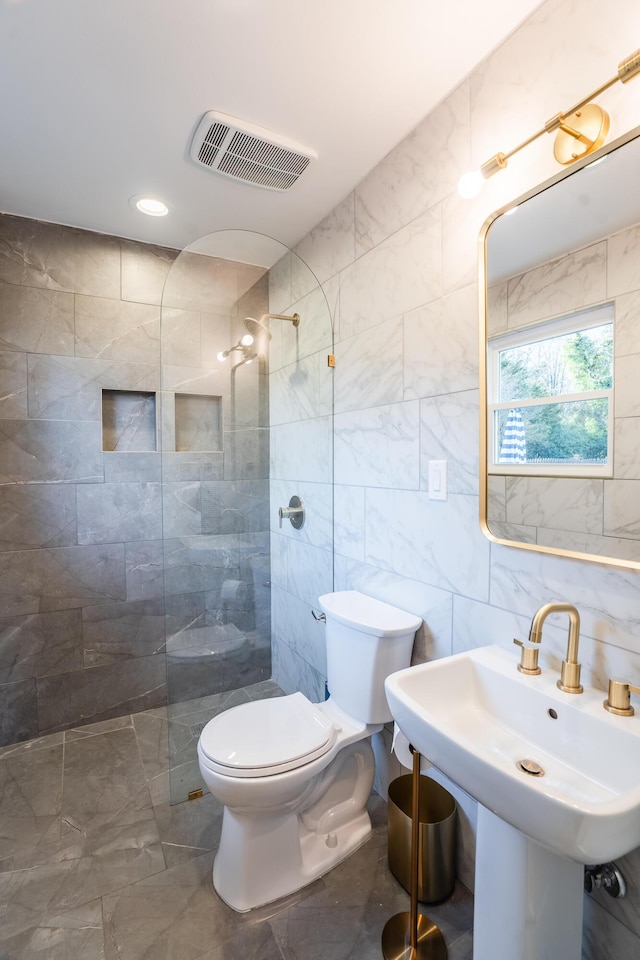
385, 644, 640, 864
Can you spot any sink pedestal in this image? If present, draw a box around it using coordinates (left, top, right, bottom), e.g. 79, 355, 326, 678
474, 806, 583, 960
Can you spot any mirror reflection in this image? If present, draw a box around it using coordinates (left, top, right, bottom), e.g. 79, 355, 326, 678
483, 127, 640, 565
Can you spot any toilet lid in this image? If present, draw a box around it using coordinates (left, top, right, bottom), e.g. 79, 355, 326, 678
198, 692, 338, 777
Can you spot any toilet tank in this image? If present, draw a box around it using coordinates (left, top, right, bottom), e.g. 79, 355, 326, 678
318, 591, 422, 724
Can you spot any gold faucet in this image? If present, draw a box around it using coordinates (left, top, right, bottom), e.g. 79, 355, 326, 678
527, 602, 583, 694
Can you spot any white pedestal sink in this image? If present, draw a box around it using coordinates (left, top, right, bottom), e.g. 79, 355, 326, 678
385, 646, 640, 960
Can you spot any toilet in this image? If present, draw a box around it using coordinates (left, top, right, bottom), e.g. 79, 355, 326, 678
197, 590, 421, 912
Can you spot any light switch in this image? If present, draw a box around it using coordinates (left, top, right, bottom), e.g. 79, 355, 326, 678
428, 460, 447, 500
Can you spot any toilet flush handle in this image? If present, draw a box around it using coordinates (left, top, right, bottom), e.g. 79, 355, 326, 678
311, 609, 326, 622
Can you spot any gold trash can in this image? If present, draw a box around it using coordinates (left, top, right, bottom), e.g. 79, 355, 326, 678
387, 774, 457, 903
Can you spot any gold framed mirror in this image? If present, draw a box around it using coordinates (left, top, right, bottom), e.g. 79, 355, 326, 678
480, 124, 640, 569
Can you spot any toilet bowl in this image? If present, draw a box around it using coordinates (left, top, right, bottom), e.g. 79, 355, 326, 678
197, 590, 422, 912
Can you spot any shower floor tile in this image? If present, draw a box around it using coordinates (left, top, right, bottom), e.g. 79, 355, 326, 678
0, 682, 474, 960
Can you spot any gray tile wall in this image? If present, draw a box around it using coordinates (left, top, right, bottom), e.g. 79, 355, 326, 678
0, 216, 272, 746
0, 215, 176, 744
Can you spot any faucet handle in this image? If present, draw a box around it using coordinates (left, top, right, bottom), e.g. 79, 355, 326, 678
513, 638, 541, 676
278, 496, 305, 530
603, 678, 640, 716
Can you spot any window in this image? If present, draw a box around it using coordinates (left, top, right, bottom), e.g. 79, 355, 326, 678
487, 304, 614, 477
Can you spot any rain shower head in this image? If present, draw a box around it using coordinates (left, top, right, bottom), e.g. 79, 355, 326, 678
244, 316, 272, 341
244, 312, 300, 341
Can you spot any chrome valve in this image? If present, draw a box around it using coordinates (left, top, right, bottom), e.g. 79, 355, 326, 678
278, 495, 305, 529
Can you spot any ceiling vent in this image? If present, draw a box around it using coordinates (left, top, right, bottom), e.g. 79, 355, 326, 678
190, 111, 317, 191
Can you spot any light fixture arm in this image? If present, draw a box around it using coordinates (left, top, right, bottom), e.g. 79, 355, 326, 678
478, 47, 640, 182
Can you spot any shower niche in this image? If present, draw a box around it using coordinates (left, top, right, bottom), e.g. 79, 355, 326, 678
101, 389, 157, 452
174, 393, 222, 452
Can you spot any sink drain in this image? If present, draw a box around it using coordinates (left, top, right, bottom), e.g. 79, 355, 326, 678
516, 758, 545, 777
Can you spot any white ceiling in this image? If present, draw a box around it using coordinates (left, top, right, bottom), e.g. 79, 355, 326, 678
0, 0, 543, 252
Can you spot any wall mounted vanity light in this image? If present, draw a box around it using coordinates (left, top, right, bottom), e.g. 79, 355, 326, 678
458, 47, 640, 198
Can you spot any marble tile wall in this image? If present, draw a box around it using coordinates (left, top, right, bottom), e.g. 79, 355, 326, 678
487, 217, 640, 555
268, 253, 335, 703
0, 217, 272, 747
269, 0, 640, 954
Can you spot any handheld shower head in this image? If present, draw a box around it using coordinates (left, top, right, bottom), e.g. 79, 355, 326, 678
232, 350, 258, 369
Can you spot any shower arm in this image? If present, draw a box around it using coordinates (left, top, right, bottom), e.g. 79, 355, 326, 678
261, 312, 300, 328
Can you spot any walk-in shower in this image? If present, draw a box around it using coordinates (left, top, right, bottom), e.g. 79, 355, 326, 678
0, 216, 333, 777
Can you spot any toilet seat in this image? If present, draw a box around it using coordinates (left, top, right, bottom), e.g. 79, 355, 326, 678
198, 692, 338, 778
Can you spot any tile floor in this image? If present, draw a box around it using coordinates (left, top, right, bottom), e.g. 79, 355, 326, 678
0, 681, 474, 959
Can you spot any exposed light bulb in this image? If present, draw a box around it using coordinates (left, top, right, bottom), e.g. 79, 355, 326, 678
457, 169, 484, 199
216, 350, 229, 362
240, 333, 254, 347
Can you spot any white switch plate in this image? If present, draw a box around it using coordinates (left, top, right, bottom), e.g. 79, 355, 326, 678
428, 460, 448, 500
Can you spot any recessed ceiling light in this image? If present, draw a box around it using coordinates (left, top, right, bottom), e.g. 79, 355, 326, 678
130, 195, 170, 217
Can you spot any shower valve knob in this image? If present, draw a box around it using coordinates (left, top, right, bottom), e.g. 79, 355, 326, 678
278, 496, 304, 530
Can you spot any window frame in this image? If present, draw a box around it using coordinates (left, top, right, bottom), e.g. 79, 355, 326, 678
487, 303, 614, 479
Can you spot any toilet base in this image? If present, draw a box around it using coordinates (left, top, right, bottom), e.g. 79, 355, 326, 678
211, 739, 377, 912
213, 806, 373, 912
